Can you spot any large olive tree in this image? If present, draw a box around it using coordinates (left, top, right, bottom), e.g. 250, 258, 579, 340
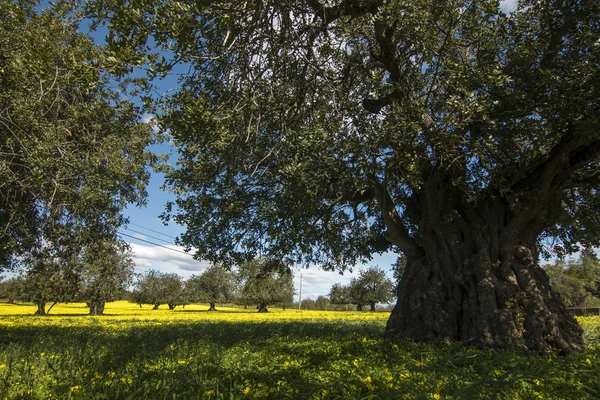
90, 0, 599, 352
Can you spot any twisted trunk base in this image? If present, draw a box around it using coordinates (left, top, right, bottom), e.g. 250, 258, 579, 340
385, 242, 584, 354
88, 301, 105, 316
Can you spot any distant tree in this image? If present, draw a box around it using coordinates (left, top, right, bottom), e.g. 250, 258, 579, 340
186, 264, 237, 311
347, 267, 394, 311
329, 283, 351, 310
0, 277, 25, 304
133, 270, 184, 310
79, 240, 134, 315
238, 258, 295, 312
315, 295, 331, 310
546, 255, 600, 308
300, 298, 316, 310
21, 245, 82, 315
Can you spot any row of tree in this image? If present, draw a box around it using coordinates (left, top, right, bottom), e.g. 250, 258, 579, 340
1, 259, 400, 314
130, 259, 294, 312
0, 257, 296, 315
0, 240, 133, 315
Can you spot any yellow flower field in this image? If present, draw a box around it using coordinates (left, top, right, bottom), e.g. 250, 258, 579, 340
0, 301, 598, 399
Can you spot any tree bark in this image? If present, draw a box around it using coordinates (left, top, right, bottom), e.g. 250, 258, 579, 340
88, 301, 105, 316
258, 302, 268, 312
153, 303, 160, 310
356, 304, 363, 311
208, 302, 217, 311
385, 227, 585, 354
168, 303, 177, 310
34, 301, 46, 315
370, 302, 376, 312
46, 301, 58, 314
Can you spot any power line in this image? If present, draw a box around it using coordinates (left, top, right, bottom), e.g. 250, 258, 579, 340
301, 276, 329, 292
123, 227, 175, 245
118, 231, 196, 258
127, 222, 178, 240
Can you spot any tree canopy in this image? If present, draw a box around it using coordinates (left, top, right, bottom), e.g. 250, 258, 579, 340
79, 240, 134, 315
545, 253, 600, 308
86, 0, 600, 352
132, 270, 184, 310
349, 267, 394, 311
0, 0, 158, 270
185, 264, 237, 311
237, 258, 295, 312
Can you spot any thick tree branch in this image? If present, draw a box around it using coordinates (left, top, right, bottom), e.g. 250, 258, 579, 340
371, 180, 421, 257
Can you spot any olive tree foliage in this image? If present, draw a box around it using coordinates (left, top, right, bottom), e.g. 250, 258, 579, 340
349, 267, 394, 311
545, 252, 600, 308
132, 270, 184, 310
185, 264, 237, 311
88, 0, 600, 352
0, 277, 25, 304
0, 0, 158, 270
79, 240, 134, 315
21, 244, 83, 315
329, 283, 351, 308
237, 258, 295, 312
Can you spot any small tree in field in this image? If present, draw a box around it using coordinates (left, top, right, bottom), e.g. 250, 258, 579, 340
186, 264, 236, 311
133, 270, 184, 310
352, 267, 395, 311
22, 246, 82, 315
79, 240, 134, 315
329, 283, 351, 310
315, 296, 331, 310
238, 258, 295, 313
0, 277, 25, 304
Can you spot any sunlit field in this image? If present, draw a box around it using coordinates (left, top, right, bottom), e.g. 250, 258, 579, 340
0, 302, 599, 399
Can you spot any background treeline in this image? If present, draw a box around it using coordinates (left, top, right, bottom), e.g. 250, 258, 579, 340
0, 257, 399, 313
544, 250, 600, 310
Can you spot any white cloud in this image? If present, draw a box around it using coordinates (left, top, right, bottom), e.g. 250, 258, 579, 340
500, 0, 518, 14
128, 242, 210, 278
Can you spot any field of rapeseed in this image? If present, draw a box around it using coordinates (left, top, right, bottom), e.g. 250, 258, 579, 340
0, 302, 599, 399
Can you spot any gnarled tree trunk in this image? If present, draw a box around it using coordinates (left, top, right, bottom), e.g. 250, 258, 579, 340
88, 301, 105, 316
34, 301, 46, 315
153, 303, 160, 310
384, 213, 584, 354
208, 302, 216, 311
258, 302, 268, 312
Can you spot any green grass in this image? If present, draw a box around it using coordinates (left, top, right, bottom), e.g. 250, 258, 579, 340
0, 302, 599, 399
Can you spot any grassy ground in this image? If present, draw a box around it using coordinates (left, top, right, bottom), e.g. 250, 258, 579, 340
0, 301, 599, 399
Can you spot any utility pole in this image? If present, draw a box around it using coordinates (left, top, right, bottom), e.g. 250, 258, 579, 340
298, 273, 302, 311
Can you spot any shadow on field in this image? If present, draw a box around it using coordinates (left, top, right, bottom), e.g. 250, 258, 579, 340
0, 319, 385, 375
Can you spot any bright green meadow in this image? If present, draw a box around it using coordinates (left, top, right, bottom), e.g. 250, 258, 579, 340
0, 301, 599, 399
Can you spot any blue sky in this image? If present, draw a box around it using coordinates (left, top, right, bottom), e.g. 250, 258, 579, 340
116, 0, 520, 300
